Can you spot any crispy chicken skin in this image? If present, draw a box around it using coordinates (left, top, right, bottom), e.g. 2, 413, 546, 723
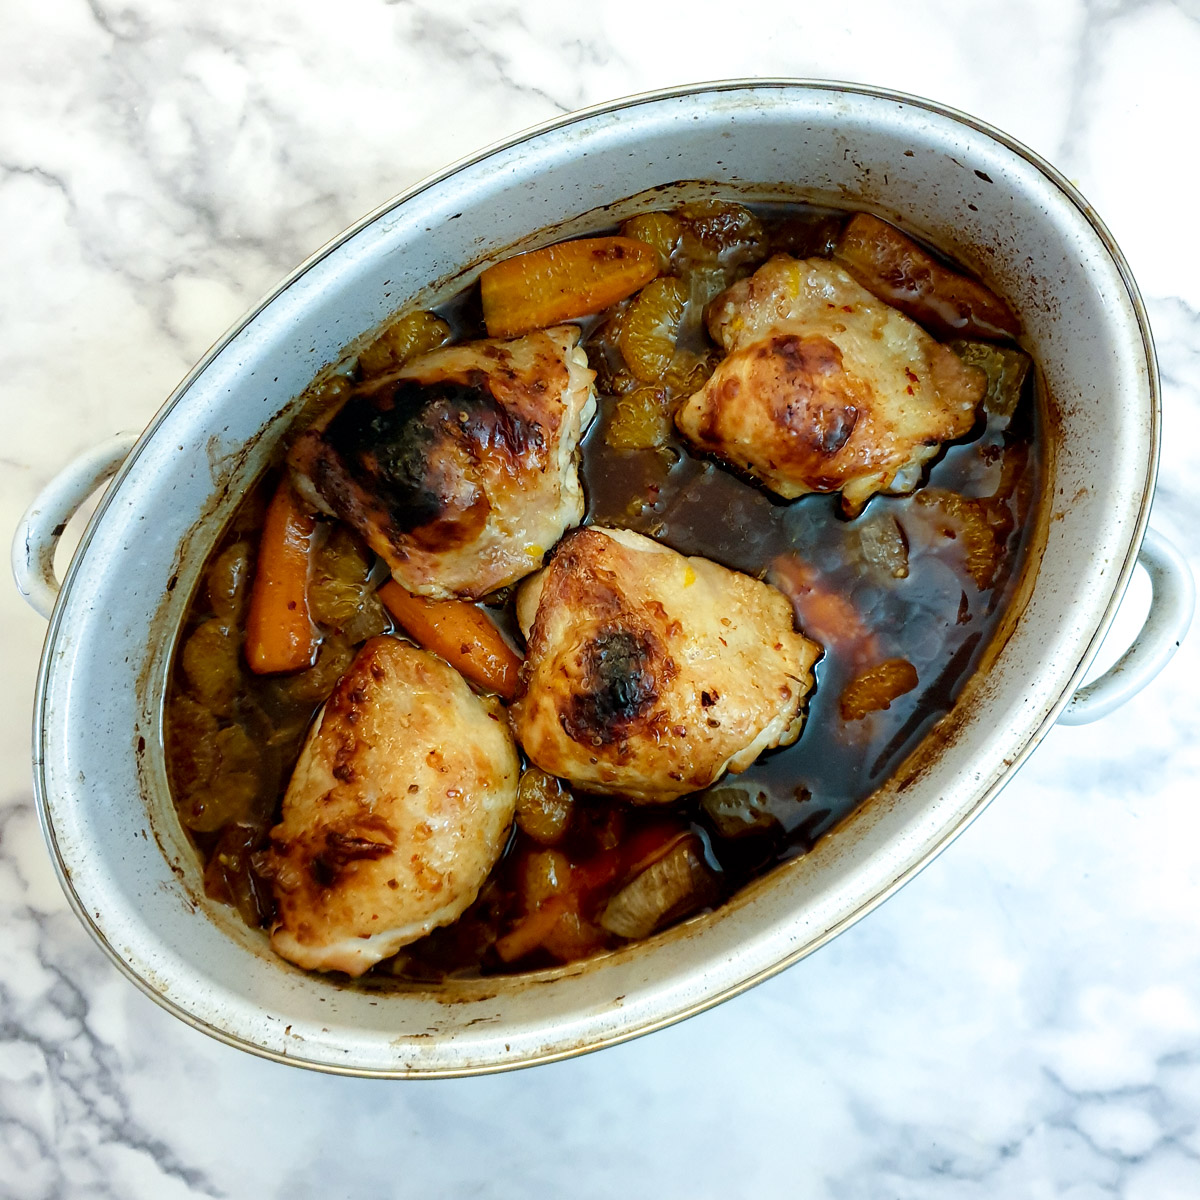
264, 636, 518, 976
511, 527, 821, 804
289, 325, 596, 600
675, 256, 986, 515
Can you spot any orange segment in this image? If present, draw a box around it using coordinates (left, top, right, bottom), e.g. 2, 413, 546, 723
839, 658, 919, 720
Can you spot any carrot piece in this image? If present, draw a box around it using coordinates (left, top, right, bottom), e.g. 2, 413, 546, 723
244, 480, 318, 675
480, 237, 660, 338
623, 824, 693, 877
378, 580, 522, 699
833, 213, 1020, 341
768, 554, 878, 665
571, 847, 624, 896
494, 896, 571, 963
569, 823, 688, 897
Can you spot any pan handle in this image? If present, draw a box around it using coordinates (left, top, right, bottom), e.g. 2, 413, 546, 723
11, 432, 139, 621
1058, 527, 1194, 724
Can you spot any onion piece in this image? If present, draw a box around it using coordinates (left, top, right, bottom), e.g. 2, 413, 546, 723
948, 340, 1031, 420
599, 837, 718, 940
700, 787, 781, 839
853, 510, 910, 580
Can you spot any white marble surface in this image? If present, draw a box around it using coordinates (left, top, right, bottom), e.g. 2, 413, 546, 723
3, 0, 1200, 1195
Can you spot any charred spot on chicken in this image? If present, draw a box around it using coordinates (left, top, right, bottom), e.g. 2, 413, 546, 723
562, 629, 667, 747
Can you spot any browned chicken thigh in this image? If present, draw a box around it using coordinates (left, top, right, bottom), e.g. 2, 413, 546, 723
675, 256, 986, 515
511, 527, 821, 804
264, 637, 519, 976
289, 325, 596, 599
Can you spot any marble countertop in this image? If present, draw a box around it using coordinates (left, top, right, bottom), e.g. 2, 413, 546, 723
3, 1, 1200, 1195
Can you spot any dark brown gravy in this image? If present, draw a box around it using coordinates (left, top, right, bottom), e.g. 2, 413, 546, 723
164, 200, 1041, 981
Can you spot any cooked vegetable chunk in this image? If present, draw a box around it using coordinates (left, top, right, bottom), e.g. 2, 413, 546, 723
833, 213, 1020, 340
606, 386, 673, 450
853, 509, 910, 580
700, 787, 781, 839
263, 637, 519, 977
377, 580, 521, 699
914, 488, 1003, 589
307, 525, 389, 645
677, 199, 764, 260
620, 212, 683, 272
511, 526, 821, 803
181, 619, 241, 717
244, 480, 318, 675
599, 835, 717, 939
206, 541, 252, 622
289, 326, 596, 599
948, 339, 1031, 420
168, 697, 261, 833
480, 237, 660, 338
357, 310, 450, 377
514, 768, 575, 845
494, 847, 607, 963
676, 256, 987, 514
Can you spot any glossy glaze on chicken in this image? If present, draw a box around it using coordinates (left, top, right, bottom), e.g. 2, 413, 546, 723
512, 526, 820, 803
266, 637, 519, 975
680, 256, 986, 513
165, 198, 1040, 981
289, 325, 596, 599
